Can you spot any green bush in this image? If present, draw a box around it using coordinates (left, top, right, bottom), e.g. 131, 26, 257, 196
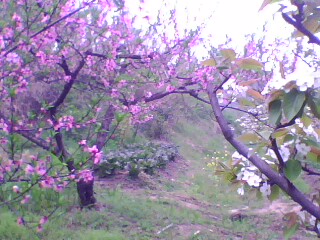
97, 143, 178, 178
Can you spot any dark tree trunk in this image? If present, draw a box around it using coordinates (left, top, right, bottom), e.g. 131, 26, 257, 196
96, 105, 116, 150
76, 178, 96, 208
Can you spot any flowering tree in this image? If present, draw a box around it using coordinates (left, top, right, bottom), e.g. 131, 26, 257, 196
2, 0, 320, 236
0, 0, 201, 229
203, 0, 320, 237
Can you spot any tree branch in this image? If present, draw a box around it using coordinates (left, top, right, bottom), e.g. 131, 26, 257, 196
282, 9, 320, 46
207, 82, 320, 220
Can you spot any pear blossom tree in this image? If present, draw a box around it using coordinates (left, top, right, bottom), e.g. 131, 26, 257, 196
203, 0, 320, 236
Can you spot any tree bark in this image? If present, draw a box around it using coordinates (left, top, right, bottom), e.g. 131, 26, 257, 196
77, 179, 96, 208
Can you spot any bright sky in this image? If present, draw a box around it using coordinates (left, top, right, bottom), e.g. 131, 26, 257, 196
127, 0, 295, 58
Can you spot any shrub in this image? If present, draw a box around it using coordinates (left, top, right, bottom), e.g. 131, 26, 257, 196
97, 143, 178, 178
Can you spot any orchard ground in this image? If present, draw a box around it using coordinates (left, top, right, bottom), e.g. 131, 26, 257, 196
1, 110, 316, 240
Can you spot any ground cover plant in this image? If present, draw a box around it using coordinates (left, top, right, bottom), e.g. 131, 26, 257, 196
97, 142, 178, 177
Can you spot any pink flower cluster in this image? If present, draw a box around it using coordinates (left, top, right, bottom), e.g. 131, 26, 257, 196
77, 169, 94, 183
52, 115, 76, 131
79, 140, 103, 164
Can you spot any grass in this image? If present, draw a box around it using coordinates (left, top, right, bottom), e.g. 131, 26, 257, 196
0, 108, 316, 239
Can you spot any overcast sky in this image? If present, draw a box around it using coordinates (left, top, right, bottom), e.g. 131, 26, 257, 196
127, 0, 294, 57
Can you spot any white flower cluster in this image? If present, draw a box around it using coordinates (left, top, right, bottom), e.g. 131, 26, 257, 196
232, 151, 271, 197
262, 59, 320, 94
295, 119, 319, 142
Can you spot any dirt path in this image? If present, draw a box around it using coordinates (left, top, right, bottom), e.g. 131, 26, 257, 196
96, 153, 316, 239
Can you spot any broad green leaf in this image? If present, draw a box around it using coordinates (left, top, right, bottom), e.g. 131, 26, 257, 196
236, 58, 263, 71
115, 112, 127, 123
238, 98, 256, 107
284, 160, 302, 181
247, 88, 265, 101
51, 153, 66, 167
201, 58, 217, 67
283, 81, 297, 92
284, 224, 299, 240
301, 115, 312, 127
306, 151, 318, 163
268, 99, 282, 126
283, 88, 305, 122
307, 97, 320, 119
311, 146, 320, 157
272, 128, 290, 138
269, 185, 280, 201
267, 89, 284, 103
284, 211, 299, 240
283, 133, 295, 143
220, 49, 236, 61
237, 133, 261, 143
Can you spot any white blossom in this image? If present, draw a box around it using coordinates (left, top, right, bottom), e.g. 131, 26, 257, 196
296, 143, 311, 156
237, 186, 244, 195
260, 182, 271, 196
279, 146, 290, 162
242, 170, 261, 187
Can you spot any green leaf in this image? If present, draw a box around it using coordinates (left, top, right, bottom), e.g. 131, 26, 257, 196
283, 133, 295, 143
115, 112, 127, 123
268, 99, 282, 126
283, 88, 305, 122
238, 98, 256, 107
307, 97, 320, 119
9, 88, 17, 97
237, 133, 261, 143
301, 115, 312, 127
269, 185, 280, 201
201, 58, 217, 67
284, 160, 302, 181
284, 221, 299, 240
236, 58, 263, 71
220, 49, 236, 61
272, 128, 290, 138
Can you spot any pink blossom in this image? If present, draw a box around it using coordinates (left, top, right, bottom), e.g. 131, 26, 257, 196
87, 145, 99, 154
17, 217, 25, 226
68, 174, 76, 180
54, 185, 64, 192
36, 167, 46, 176
39, 176, 55, 189
13, 185, 20, 193
21, 195, 31, 204
25, 165, 35, 175
47, 119, 53, 125
64, 76, 72, 82
111, 88, 120, 98
130, 105, 141, 115
94, 151, 103, 164
78, 170, 94, 182
117, 80, 127, 88
146, 92, 152, 98
39, 216, 48, 225
166, 85, 175, 93
37, 225, 43, 232
79, 140, 87, 146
